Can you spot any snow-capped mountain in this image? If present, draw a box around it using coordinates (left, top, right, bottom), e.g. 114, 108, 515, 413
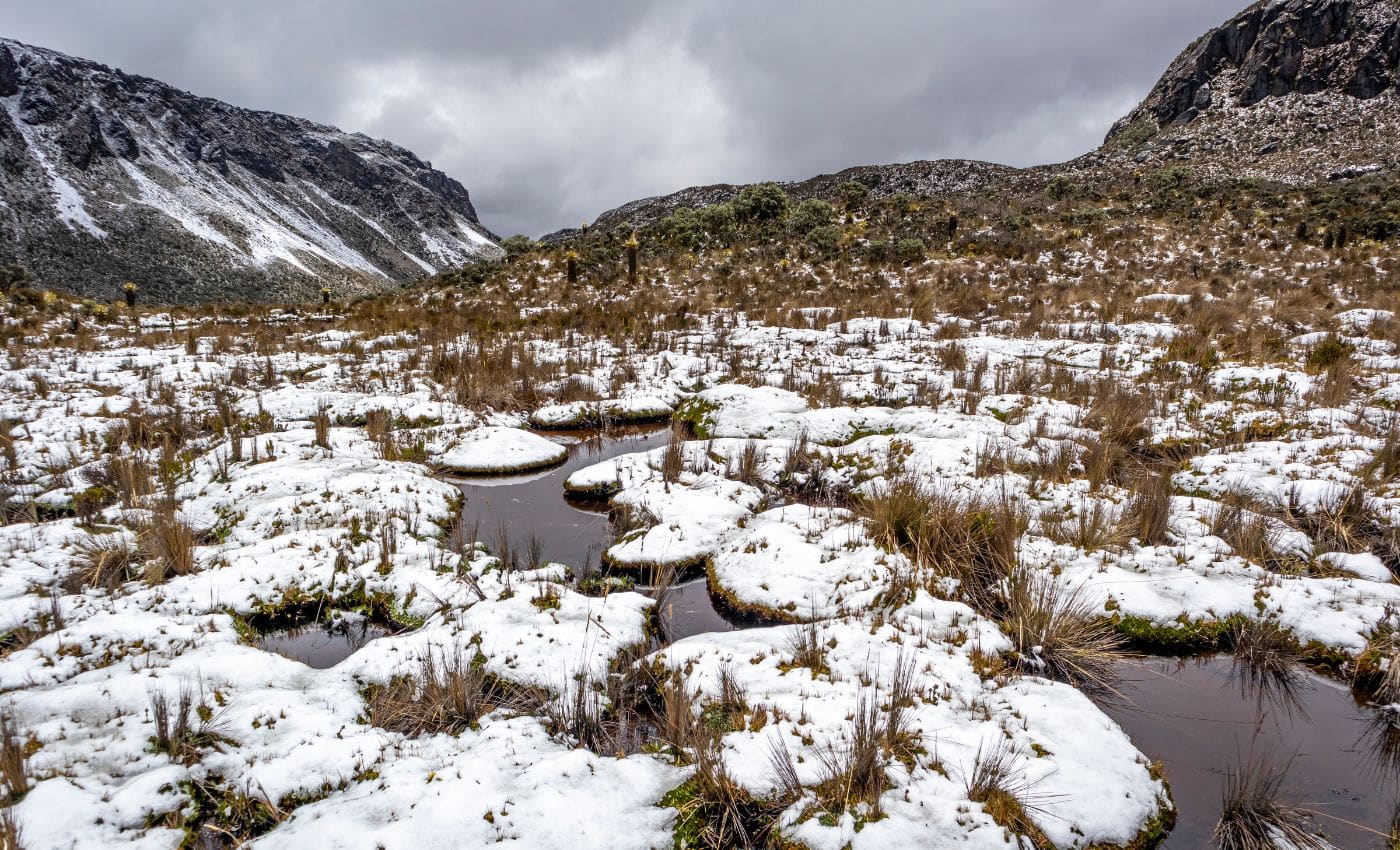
0, 38, 501, 302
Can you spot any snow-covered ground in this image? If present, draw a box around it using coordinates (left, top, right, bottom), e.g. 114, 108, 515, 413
2, 281, 1396, 848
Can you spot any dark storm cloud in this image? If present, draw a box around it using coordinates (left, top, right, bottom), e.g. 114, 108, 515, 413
2, 1, 1246, 237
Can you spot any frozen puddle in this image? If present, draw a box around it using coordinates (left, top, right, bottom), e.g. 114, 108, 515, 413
257, 612, 393, 668
1106, 656, 1395, 848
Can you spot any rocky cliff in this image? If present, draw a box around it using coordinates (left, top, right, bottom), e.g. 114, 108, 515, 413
1089, 0, 1399, 181
0, 38, 501, 303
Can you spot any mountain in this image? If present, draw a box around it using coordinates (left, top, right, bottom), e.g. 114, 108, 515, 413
1088, 0, 1399, 181
0, 38, 501, 303
557, 0, 1397, 240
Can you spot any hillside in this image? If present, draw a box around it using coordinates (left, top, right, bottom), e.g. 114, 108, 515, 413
0, 38, 501, 303
553, 0, 1398, 242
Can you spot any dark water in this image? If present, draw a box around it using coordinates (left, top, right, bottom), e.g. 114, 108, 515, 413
438, 427, 1395, 847
1104, 656, 1395, 849
446, 425, 673, 573
257, 614, 392, 668
652, 577, 743, 641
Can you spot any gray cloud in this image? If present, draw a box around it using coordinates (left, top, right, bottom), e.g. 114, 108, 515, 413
1, 1, 1245, 236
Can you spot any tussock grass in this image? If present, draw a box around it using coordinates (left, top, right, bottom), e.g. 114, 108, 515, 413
814, 690, 888, 816
1000, 572, 1125, 696
366, 648, 543, 736
1281, 483, 1385, 559
1214, 752, 1329, 850
0, 709, 28, 803
1209, 501, 1298, 573
660, 424, 687, 485
138, 508, 198, 584
1121, 469, 1174, 546
67, 532, 135, 592
965, 739, 1054, 847
783, 620, 829, 675
861, 476, 1023, 611
0, 807, 20, 850
149, 685, 224, 765
1040, 499, 1124, 552
667, 735, 788, 850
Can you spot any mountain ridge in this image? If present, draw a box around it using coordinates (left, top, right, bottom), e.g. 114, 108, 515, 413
0, 37, 501, 303
551, 0, 1397, 242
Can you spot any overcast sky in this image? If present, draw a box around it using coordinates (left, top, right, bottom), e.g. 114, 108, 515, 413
2, 1, 1246, 237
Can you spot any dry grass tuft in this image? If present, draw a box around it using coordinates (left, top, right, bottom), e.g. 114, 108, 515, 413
861, 476, 1023, 611
149, 685, 224, 765
0, 709, 28, 803
366, 647, 542, 736
1121, 469, 1174, 546
1000, 572, 1125, 696
965, 739, 1054, 846
0, 807, 20, 850
1214, 752, 1329, 850
67, 532, 136, 592
814, 690, 888, 817
138, 509, 198, 584
783, 620, 829, 675
1040, 499, 1124, 552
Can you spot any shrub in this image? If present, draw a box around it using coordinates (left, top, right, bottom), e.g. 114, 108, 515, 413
894, 238, 926, 264
698, 204, 738, 243
806, 224, 842, 259
733, 182, 789, 225
788, 199, 835, 236
501, 234, 535, 257
837, 180, 868, 211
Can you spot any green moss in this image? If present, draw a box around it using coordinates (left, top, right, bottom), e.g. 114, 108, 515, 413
1112, 614, 1242, 654
674, 398, 718, 439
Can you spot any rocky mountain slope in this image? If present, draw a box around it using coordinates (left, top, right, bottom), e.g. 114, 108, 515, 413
1083, 0, 1399, 181
559, 0, 1398, 241
0, 38, 501, 303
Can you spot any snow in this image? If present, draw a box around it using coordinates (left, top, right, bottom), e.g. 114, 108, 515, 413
2, 99, 107, 238
5, 280, 1398, 847
431, 426, 568, 474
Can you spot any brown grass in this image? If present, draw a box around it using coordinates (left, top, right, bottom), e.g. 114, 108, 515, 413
366, 647, 542, 736
862, 476, 1023, 610
1121, 469, 1174, 546
67, 532, 135, 592
1040, 499, 1124, 552
1000, 572, 1125, 696
149, 685, 224, 765
0, 709, 28, 803
1215, 752, 1329, 850
965, 739, 1054, 847
138, 508, 199, 583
